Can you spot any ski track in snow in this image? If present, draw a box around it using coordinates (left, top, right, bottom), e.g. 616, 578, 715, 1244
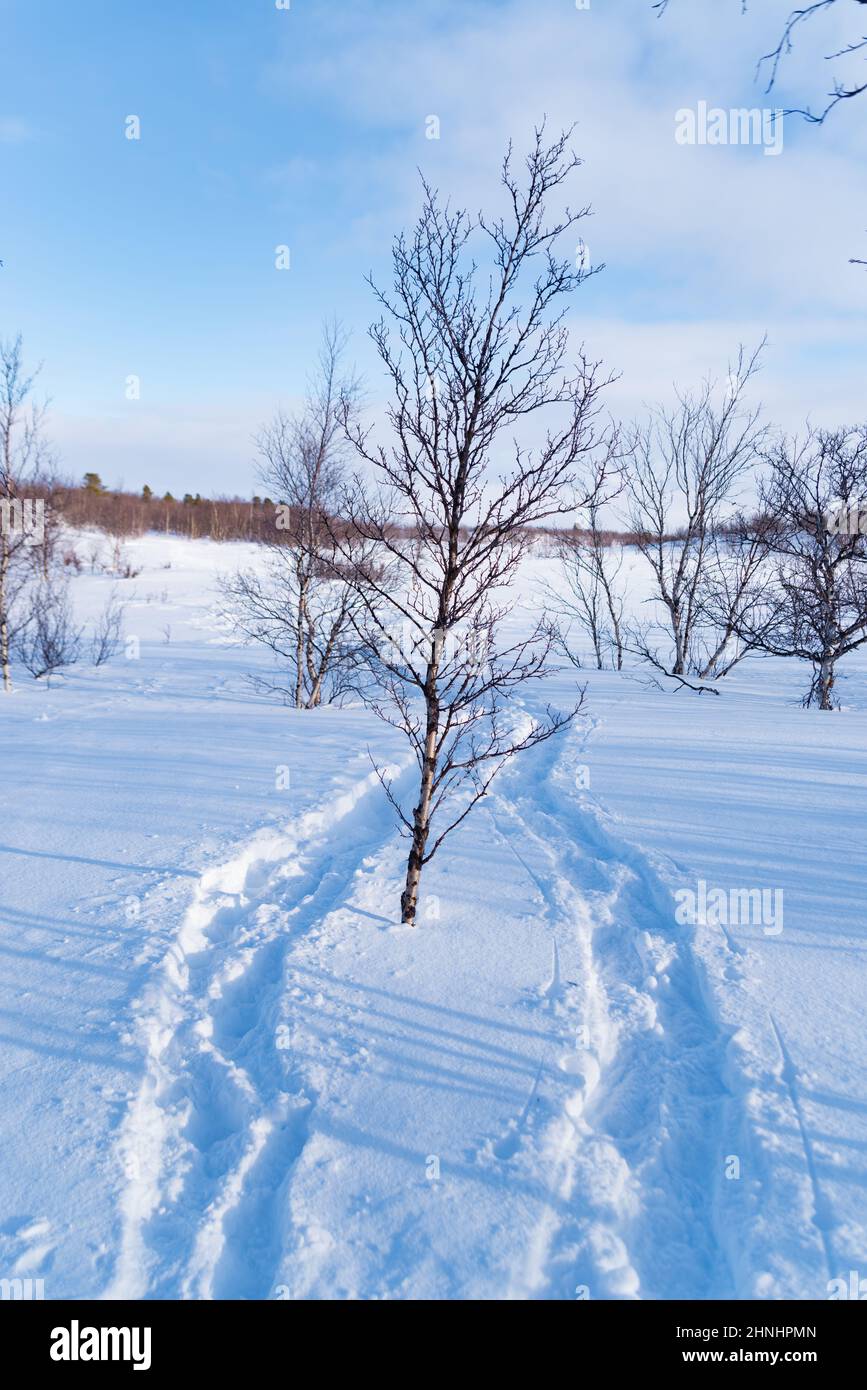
768, 1015, 836, 1283
105, 761, 412, 1300
485, 718, 740, 1300
105, 715, 792, 1301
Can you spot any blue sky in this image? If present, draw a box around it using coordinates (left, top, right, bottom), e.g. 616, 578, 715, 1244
1, 0, 866, 496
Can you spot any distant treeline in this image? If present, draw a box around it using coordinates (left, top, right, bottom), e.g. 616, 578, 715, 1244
37, 475, 697, 547
41, 476, 281, 543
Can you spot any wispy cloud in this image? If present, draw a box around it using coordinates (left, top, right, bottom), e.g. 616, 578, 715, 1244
259, 0, 867, 432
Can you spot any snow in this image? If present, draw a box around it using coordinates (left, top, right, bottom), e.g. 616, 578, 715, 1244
1, 530, 865, 1300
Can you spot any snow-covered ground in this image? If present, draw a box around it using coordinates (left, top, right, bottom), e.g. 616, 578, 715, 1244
1, 531, 865, 1301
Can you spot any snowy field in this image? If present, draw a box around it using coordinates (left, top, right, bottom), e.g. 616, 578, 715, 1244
1, 530, 865, 1301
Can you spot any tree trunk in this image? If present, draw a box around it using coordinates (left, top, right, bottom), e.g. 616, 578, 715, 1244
672, 629, 685, 676
400, 666, 440, 924
306, 616, 341, 709
0, 537, 11, 692
611, 611, 623, 670
294, 577, 307, 709
598, 560, 623, 670
669, 600, 686, 675
699, 627, 733, 680
818, 654, 835, 710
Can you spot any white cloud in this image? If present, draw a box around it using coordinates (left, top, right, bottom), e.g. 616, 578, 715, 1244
261, 0, 867, 425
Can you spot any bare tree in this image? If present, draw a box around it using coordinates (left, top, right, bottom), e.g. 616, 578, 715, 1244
656, 0, 867, 123
14, 573, 82, 685
624, 344, 767, 678
554, 501, 626, 670
222, 323, 371, 708
90, 587, 126, 666
734, 426, 867, 708
693, 515, 773, 677
339, 127, 617, 925
0, 336, 51, 691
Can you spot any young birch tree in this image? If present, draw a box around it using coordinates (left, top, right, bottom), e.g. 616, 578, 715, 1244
624, 344, 767, 679
555, 500, 626, 670
340, 128, 616, 925
222, 323, 371, 708
693, 515, 773, 678
735, 426, 867, 708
